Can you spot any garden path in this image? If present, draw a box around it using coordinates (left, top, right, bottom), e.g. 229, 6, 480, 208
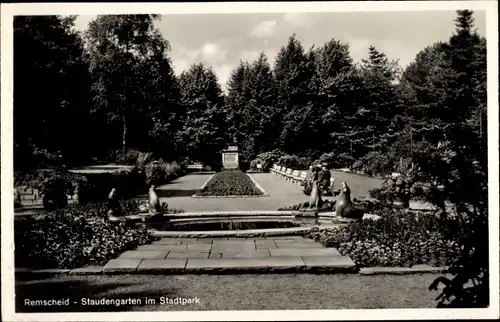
153, 171, 382, 212
153, 173, 310, 212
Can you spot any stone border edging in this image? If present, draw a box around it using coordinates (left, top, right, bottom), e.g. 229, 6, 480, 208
164, 210, 302, 218
191, 194, 270, 198
15, 265, 447, 276
359, 265, 449, 275
149, 227, 312, 238
15, 266, 357, 276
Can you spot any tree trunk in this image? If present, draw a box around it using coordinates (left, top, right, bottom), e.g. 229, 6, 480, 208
122, 111, 128, 154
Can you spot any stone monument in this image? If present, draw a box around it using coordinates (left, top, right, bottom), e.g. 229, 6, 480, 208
222, 146, 239, 169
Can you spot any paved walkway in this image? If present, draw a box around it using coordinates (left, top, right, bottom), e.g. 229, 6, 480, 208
103, 236, 356, 274
155, 173, 311, 212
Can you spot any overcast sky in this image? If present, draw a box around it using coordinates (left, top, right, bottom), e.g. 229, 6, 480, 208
74, 11, 486, 90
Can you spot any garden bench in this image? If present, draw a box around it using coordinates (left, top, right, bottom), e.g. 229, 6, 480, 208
290, 170, 301, 184
279, 167, 286, 179
297, 171, 308, 185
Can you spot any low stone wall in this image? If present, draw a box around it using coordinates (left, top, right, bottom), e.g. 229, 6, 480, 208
15, 186, 78, 207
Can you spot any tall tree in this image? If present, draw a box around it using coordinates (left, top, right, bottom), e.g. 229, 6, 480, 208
177, 63, 227, 168
225, 60, 252, 146
14, 15, 91, 168
355, 46, 401, 157
310, 39, 362, 159
401, 11, 488, 307
84, 14, 173, 154
273, 34, 315, 153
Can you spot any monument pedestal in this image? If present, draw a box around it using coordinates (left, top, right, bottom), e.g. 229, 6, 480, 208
222, 146, 239, 169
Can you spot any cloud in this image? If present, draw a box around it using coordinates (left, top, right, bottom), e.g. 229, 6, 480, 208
283, 13, 311, 28
250, 20, 277, 39
201, 43, 228, 62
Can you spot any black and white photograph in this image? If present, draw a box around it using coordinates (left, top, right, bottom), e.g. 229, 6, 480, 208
1, 1, 498, 321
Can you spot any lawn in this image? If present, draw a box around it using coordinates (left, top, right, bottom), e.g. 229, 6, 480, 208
195, 169, 263, 196
15, 273, 444, 312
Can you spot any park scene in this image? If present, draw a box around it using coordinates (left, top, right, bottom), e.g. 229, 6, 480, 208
12, 10, 489, 313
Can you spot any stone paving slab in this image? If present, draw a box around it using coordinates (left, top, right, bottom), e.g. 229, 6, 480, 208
302, 256, 356, 272
137, 259, 187, 273
153, 239, 183, 245
103, 259, 142, 273
185, 257, 306, 273
273, 242, 324, 249
95, 237, 355, 274
223, 250, 271, 258
186, 244, 213, 251
270, 248, 341, 257
69, 266, 104, 275
359, 265, 449, 275
118, 250, 169, 259
167, 251, 210, 259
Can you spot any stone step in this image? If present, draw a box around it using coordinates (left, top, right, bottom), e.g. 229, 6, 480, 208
102, 255, 357, 274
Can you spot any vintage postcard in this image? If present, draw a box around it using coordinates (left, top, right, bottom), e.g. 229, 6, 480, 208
1, 1, 498, 321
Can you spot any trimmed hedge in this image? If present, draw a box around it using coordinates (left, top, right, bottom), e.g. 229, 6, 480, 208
304, 209, 462, 268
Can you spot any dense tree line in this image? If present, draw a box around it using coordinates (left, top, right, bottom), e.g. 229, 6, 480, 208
14, 12, 486, 176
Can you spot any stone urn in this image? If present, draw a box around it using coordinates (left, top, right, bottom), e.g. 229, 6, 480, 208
334, 181, 363, 222
42, 192, 68, 211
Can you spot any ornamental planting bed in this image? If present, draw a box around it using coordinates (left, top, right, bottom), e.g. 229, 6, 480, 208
193, 170, 265, 197
303, 207, 462, 268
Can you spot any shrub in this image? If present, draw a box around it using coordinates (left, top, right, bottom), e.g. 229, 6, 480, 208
14, 201, 158, 269
75, 168, 146, 204
277, 154, 309, 169
312, 152, 355, 169
115, 149, 142, 165
143, 160, 182, 186
368, 175, 422, 206
360, 152, 395, 177
239, 159, 250, 172
251, 150, 285, 172
249, 159, 261, 171
31, 148, 64, 168
39, 172, 75, 210
304, 209, 462, 268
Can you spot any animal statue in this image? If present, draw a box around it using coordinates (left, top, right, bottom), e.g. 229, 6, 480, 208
335, 182, 363, 220
107, 187, 122, 218
148, 185, 161, 213
308, 166, 321, 209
